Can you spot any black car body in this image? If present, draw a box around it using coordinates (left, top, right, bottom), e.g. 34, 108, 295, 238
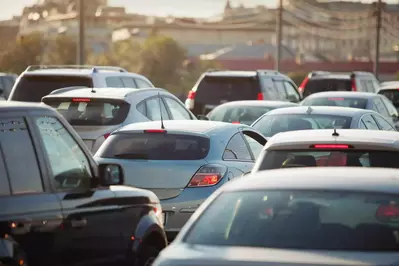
185, 70, 301, 116
0, 102, 167, 266
0, 73, 17, 100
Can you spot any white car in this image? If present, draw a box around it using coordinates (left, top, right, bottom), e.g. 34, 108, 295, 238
251, 129, 399, 173
154, 167, 399, 266
8, 65, 154, 102
42, 87, 197, 153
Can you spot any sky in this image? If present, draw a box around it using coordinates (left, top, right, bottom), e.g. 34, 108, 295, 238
1, 0, 398, 20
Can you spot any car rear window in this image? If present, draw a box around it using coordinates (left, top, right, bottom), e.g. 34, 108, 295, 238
184, 190, 399, 251
98, 133, 210, 160
302, 97, 368, 109
196, 76, 259, 105
304, 79, 351, 97
257, 150, 399, 170
43, 98, 130, 126
209, 106, 272, 125
10, 75, 93, 102
379, 89, 399, 108
252, 114, 352, 137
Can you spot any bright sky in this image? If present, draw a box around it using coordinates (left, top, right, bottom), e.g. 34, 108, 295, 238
1, 0, 398, 20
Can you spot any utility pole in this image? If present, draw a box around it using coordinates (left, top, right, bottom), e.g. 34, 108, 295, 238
77, 0, 85, 65
373, 0, 382, 79
275, 0, 283, 71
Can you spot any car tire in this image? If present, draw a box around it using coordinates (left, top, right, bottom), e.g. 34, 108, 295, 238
135, 245, 160, 266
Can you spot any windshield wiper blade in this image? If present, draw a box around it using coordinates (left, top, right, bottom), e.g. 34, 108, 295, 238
114, 153, 149, 159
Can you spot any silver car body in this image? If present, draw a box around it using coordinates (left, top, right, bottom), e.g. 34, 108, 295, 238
42, 87, 196, 153
94, 120, 266, 239
154, 167, 399, 266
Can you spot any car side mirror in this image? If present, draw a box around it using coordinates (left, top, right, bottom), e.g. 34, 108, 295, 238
99, 164, 123, 186
197, 115, 209, 120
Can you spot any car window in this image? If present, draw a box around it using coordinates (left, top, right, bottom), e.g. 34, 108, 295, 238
302, 97, 368, 109
121, 77, 137, 88
163, 97, 191, 120
145, 97, 170, 120
260, 76, 278, 99
106, 77, 124, 88
273, 81, 287, 101
223, 133, 252, 161
373, 98, 389, 117
35, 116, 92, 191
359, 119, 367, 129
362, 114, 380, 130
372, 114, 395, 131
304, 79, 351, 97
381, 96, 399, 116
284, 82, 300, 102
0, 117, 43, 194
243, 134, 264, 160
135, 78, 153, 88
209, 106, 272, 125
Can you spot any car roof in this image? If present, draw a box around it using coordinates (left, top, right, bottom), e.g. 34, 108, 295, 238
205, 71, 257, 78
116, 120, 245, 135
263, 106, 370, 116
224, 167, 399, 194
0, 101, 55, 112
305, 91, 376, 99
265, 129, 399, 150
215, 100, 298, 108
379, 83, 399, 90
23, 69, 94, 76
311, 74, 351, 80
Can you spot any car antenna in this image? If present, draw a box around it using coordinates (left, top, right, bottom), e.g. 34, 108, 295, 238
332, 127, 339, 136
157, 92, 165, 130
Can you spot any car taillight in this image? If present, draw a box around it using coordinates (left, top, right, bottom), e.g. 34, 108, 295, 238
376, 204, 399, 222
153, 203, 164, 225
257, 93, 264, 100
232, 121, 240, 124
351, 78, 357, 91
310, 144, 351, 149
144, 129, 167, 133
298, 77, 309, 94
328, 98, 344, 101
187, 91, 196, 99
72, 98, 91, 102
104, 133, 111, 139
188, 164, 227, 188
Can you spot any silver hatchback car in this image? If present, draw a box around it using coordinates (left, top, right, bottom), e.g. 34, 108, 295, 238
42, 87, 197, 153
94, 120, 267, 241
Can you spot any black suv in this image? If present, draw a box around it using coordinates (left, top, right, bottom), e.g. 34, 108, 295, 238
185, 69, 301, 115
0, 102, 167, 266
299, 71, 380, 98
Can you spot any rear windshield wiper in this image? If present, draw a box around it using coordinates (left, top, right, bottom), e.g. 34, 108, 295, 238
114, 153, 149, 159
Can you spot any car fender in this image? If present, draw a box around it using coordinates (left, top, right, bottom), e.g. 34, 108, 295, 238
131, 214, 167, 254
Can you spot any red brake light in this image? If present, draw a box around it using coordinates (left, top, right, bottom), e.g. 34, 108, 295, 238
376, 204, 399, 218
104, 133, 111, 139
144, 129, 167, 133
72, 98, 91, 102
328, 98, 344, 101
298, 77, 309, 94
188, 164, 227, 188
351, 78, 357, 91
187, 91, 196, 99
232, 121, 240, 124
257, 93, 264, 100
311, 144, 350, 149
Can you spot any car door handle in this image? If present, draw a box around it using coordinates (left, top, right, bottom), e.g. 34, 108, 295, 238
70, 218, 87, 228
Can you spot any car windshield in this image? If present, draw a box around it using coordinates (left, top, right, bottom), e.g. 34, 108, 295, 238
302, 97, 368, 109
98, 133, 210, 160
257, 150, 399, 170
252, 114, 352, 137
379, 89, 399, 109
43, 98, 130, 126
10, 75, 93, 102
209, 105, 273, 125
304, 78, 351, 97
184, 190, 399, 251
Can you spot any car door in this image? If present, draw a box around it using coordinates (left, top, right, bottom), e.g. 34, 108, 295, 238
32, 115, 123, 265
0, 114, 63, 266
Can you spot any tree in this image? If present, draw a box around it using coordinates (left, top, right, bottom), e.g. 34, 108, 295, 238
42, 35, 77, 65
396, 71, 399, 81
287, 71, 308, 86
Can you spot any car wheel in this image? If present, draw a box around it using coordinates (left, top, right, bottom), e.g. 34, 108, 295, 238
136, 245, 160, 266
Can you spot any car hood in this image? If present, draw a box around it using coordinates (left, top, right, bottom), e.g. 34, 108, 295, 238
154, 244, 399, 266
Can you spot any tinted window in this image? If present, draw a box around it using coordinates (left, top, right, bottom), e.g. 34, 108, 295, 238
185, 190, 399, 251
43, 98, 130, 126
10, 75, 93, 102
106, 77, 124, 87
0, 117, 43, 194
99, 133, 210, 160
164, 97, 191, 120
121, 77, 137, 88
145, 97, 170, 120
196, 76, 259, 104
135, 78, 152, 88
302, 97, 368, 109
223, 133, 252, 161
209, 106, 272, 125
373, 98, 389, 117
372, 115, 395, 131
35, 116, 92, 190
258, 150, 399, 170
362, 114, 379, 130
379, 89, 399, 109
252, 114, 352, 137
284, 81, 300, 102
303, 79, 351, 97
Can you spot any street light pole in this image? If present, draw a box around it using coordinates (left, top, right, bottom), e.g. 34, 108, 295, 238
77, 0, 85, 65
275, 0, 283, 71
373, 0, 382, 79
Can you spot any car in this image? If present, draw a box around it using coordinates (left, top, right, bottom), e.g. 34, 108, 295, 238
0, 101, 167, 266
251, 129, 399, 173
251, 106, 396, 140
298, 71, 380, 98
378, 83, 399, 112
0, 73, 17, 100
204, 100, 298, 125
380, 81, 399, 88
153, 167, 399, 266
42, 87, 197, 153
94, 120, 267, 241
185, 69, 301, 115
301, 91, 399, 128
8, 65, 154, 103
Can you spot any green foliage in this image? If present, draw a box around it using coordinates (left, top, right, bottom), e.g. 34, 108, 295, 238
287, 71, 308, 86
396, 71, 399, 81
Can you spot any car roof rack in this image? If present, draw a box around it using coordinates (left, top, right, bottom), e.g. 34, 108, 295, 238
48, 86, 89, 95
309, 71, 330, 78
25, 65, 127, 73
